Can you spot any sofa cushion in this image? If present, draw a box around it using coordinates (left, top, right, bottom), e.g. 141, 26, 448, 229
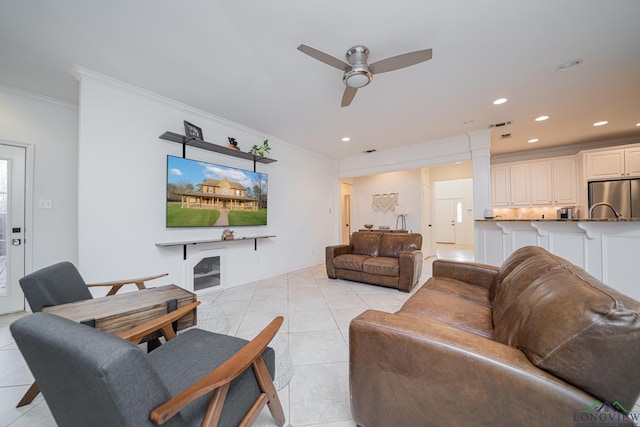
492, 247, 640, 410
427, 277, 491, 307
333, 254, 369, 272
350, 232, 383, 257
491, 246, 564, 326
362, 257, 399, 277
379, 233, 422, 258
400, 286, 493, 338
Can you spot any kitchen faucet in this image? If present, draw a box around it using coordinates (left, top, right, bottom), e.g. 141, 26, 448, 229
589, 202, 622, 219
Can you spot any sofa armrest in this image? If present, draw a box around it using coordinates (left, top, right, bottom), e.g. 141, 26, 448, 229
432, 259, 498, 290
397, 250, 423, 292
350, 310, 601, 427
325, 244, 352, 278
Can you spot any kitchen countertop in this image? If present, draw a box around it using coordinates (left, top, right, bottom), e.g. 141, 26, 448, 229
476, 218, 640, 222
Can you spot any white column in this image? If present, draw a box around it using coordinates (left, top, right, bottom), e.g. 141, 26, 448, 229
468, 130, 492, 220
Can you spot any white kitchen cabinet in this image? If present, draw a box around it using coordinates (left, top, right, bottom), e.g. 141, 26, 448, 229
491, 164, 530, 207
585, 147, 640, 179
553, 157, 577, 205
530, 161, 553, 205
491, 165, 511, 207
625, 147, 640, 177
509, 164, 530, 206
492, 157, 576, 208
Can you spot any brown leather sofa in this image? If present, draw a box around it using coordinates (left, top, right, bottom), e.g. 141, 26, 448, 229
350, 246, 640, 426
325, 231, 422, 292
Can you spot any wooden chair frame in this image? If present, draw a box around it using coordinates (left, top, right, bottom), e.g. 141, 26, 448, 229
118, 302, 285, 426
86, 272, 168, 296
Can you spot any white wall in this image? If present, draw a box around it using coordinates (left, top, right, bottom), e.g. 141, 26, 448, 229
338, 131, 492, 223
75, 69, 336, 290
429, 162, 473, 181
0, 86, 79, 270
350, 169, 422, 233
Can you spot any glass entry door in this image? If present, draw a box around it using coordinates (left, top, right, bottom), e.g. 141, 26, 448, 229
0, 144, 26, 314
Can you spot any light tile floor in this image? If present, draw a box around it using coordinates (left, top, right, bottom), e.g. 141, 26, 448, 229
3, 244, 638, 426
0, 254, 440, 427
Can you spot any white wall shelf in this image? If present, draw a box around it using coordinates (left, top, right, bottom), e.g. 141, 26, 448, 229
159, 131, 276, 171
156, 235, 276, 259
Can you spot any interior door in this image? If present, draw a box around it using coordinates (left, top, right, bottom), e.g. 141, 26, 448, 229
0, 144, 26, 314
453, 198, 466, 244
421, 168, 434, 256
342, 194, 351, 244
435, 199, 455, 243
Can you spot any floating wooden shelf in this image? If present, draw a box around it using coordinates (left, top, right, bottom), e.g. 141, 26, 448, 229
159, 131, 276, 165
155, 235, 276, 247
156, 235, 276, 259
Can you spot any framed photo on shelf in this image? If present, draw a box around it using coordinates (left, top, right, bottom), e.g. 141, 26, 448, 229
183, 121, 203, 140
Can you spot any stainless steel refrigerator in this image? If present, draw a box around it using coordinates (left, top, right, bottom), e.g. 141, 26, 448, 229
588, 179, 640, 219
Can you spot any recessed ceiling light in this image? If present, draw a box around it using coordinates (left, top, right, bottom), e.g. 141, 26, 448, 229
341, 137, 351, 142
556, 59, 583, 72
493, 98, 508, 105
528, 138, 539, 143
535, 115, 550, 122
593, 121, 608, 127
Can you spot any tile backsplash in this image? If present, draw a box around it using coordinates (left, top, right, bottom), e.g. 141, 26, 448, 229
491, 206, 581, 219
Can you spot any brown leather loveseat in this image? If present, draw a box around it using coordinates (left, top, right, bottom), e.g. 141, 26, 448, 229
350, 246, 640, 426
326, 231, 423, 292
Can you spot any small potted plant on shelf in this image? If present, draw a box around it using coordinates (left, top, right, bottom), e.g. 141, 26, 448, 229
249, 139, 271, 157
222, 228, 235, 240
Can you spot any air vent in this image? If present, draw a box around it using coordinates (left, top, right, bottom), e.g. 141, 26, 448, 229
362, 149, 377, 154
500, 133, 512, 139
488, 121, 512, 128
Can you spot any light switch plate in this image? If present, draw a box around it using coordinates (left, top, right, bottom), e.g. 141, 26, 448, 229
38, 199, 52, 209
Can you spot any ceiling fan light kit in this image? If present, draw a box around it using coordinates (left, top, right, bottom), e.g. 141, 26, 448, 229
345, 70, 372, 88
297, 43, 432, 107
344, 46, 372, 88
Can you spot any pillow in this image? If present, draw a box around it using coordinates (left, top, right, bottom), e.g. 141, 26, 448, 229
379, 233, 422, 258
493, 251, 640, 410
350, 232, 383, 257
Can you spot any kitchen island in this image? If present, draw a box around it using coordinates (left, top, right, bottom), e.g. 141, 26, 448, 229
475, 218, 640, 300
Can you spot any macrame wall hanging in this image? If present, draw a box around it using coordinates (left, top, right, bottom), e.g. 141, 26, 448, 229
371, 193, 398, 213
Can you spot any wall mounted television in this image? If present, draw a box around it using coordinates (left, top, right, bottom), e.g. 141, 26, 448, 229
166, 155, 268, 227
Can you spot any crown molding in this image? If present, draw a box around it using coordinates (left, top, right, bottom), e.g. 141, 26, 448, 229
72, 66, 332, 163
0, 84, 78, 110
491, 134, 640, 164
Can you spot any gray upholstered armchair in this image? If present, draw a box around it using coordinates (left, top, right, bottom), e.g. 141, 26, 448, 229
16, 261, 168, 407
19, 261, 168, 313
11, 305, 285, 427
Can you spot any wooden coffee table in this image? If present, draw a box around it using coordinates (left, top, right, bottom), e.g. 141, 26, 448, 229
15, 285, 197, 408
42, 284, 197, 335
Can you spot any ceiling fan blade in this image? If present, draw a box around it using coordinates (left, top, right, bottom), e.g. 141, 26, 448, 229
369, 48, 433, 74
341, 86, 358, 107
297, 44, 349, 71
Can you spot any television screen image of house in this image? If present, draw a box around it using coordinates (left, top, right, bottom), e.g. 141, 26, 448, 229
166, 155, 268, 227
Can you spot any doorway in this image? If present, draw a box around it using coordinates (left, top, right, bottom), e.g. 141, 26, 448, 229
0, 144, 26, 314
435, 199, 455, 243
433, 178, 474, 246
340, 183, 352, 244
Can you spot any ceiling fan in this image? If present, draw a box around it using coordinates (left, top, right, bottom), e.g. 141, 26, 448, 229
297, 44, 433, 107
